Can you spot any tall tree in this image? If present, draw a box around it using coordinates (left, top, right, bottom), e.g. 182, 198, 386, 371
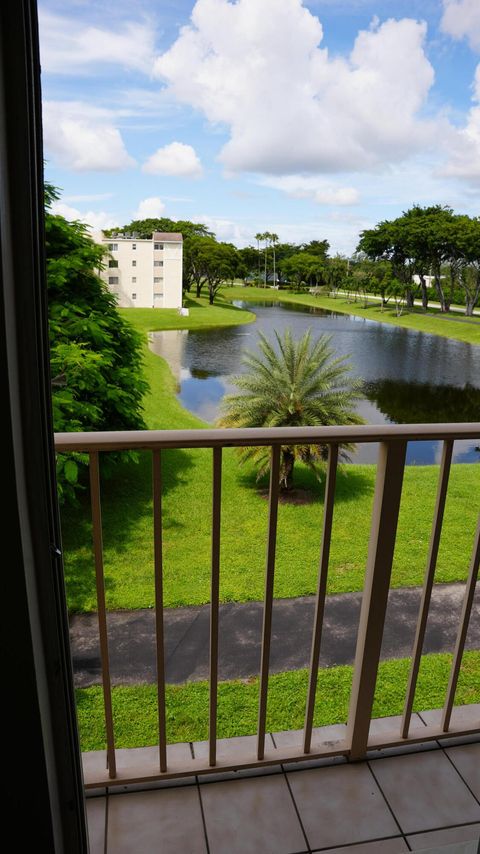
254, 232, 263, 284
103, 217, 212, 240
270, 232, 279, 286
46, 184, 147, 501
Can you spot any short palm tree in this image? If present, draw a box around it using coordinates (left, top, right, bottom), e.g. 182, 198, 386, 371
218, 328, 364, 490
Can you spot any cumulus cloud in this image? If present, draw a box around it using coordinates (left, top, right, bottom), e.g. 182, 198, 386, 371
50, 201, 118, 232
440, 0, 480, 52
43, 101, 135, 172
154, 0, 435, 175
197, 215, 251, 244
133, 197, 166, 218
142, 142, 203, 177
260, 175, 360, 205
441, 63, 480, 182
39, 10, 155, 74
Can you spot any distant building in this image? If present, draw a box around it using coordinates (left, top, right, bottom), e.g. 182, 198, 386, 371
412, 274, 436, 288
94, 231, 183, 309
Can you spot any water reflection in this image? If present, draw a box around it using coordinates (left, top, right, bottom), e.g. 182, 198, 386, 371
150, 301, 480, 464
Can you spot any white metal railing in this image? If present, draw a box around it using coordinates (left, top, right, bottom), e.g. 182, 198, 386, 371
55, 424, 480, 787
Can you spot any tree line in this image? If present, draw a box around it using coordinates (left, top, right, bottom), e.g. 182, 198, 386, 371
111, 205, 480, 315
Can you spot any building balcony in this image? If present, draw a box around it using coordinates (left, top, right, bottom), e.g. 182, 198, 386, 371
55, 424, 480, 853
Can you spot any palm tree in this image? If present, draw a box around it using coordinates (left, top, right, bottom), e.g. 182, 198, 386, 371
218, 329, 364, 491
270, 232, 279, 287
262, 231, 270, 287
254, 232, 263, 285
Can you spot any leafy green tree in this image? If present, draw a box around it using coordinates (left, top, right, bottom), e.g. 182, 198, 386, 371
218, 329, 364, 491
325, 257, 349, 298
183, 235, 237, 302
281, 252, 326, 290
46, 184, 148, 501
301, 239, 330, 258
103, 217, 212, 240
387, 278, 407, 316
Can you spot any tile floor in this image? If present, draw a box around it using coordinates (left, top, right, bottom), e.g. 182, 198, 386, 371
86, 734, 480, 853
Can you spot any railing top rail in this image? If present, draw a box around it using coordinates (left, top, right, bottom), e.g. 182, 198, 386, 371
54, 423, 480, 452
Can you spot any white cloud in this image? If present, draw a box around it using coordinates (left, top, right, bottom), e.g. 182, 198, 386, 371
197, 215, 251, 244
440, 1, 480, 52
441, 63, 480, 182
39, 10, 155, 74
50, 201, 118, 232
133, 197, 166, 218
259, 175, 360, 205
142, 141, 203, 177
154, 0, 435, 175
43, 101, 135, 172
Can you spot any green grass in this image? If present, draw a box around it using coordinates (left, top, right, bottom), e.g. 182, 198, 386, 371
119, 295, 255, 335
76, 651, 480, 750
221, 285, 480, 346
61, 298, 479, 612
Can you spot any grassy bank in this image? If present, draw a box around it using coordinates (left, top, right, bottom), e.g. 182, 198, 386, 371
221, 285, 480, 346
76, 651, 480, 750
60, 299, 479, 612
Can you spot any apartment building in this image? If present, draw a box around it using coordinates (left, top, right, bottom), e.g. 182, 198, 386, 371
95, 231, 183, 309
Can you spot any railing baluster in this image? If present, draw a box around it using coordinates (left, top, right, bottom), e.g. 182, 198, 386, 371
209, 447, 222, 767
441, 513, 480, 732
401, 439, 453, 738
347, 440, 407, 761
89, 451, 116, 778
303, 444, 338, 754
152, 450, 167, 772
257, 444, 281, 760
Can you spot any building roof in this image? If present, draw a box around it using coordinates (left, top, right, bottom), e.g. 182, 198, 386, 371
153, 232, 183, 242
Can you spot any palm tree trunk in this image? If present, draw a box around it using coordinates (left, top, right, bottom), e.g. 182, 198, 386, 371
280, 448, 295, 491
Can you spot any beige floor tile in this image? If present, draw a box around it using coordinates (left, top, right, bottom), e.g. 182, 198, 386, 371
193, 733, 275, 761
112, 743, 195, 791
107, 787, 207, 853
200, 773, 307, 854
368, 713, 436, 758
287, 762, 398, 849
314, 837, 408, 853
371, 749, 480, 834
273, 724, 347, 771
86, 797, 106, 854
273, 724, 346, 750
194, 734, 281, 782
420, 705, 480, 733
445, 743, 480, 800
407, 822, 480, 850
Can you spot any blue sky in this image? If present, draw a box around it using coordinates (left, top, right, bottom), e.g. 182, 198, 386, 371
39, 0, 480, 253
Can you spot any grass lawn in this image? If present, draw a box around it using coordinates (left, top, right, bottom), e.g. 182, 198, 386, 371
221, 285, 480, 346
76, 650, 480, 750
60, 297, 479, 612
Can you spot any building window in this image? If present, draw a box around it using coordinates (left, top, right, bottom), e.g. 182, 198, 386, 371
154, 260, 164, 267
108, 243, 118, 251
154, 242, 164, 250
132, 293, 137, 299
132, 277, 137, 283
108, 276, 119, 284
132, 243, 136, 250
153, 292, 163, 298
108, 259, 118, 268
154, 277, 162, 283
132, 260, 137, 266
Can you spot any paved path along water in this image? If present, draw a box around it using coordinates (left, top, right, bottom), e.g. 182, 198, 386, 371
70, 582, 479, 687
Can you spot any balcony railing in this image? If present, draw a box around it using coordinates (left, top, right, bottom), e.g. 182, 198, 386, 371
55, 424, 480, 788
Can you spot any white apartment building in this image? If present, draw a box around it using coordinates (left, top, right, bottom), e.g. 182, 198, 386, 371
95, 231, 183, 309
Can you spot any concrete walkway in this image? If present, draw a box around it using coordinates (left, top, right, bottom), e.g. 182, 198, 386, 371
70, 582, 479, 687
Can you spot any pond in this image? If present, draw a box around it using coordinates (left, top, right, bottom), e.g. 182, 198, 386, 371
150, 300, 480, 464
